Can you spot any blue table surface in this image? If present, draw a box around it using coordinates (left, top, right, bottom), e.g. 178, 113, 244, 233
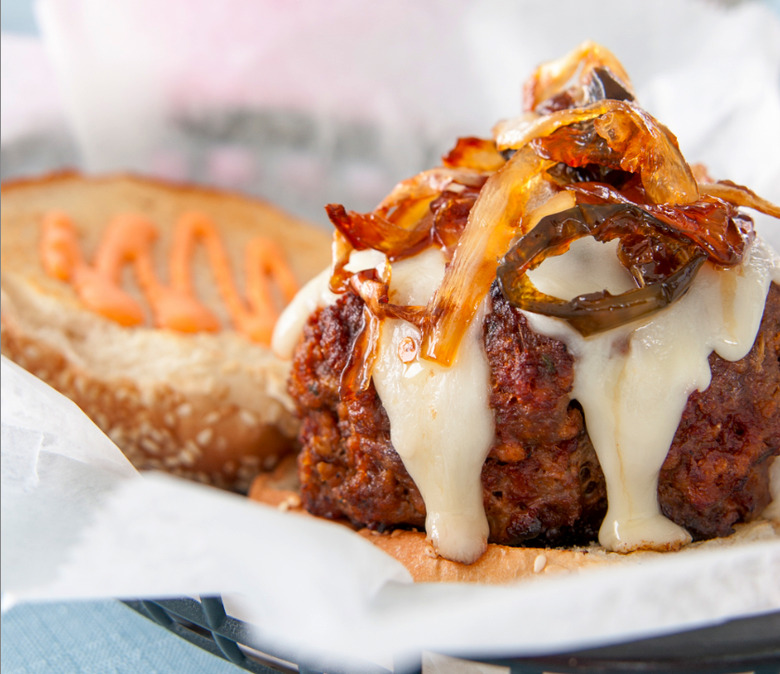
1, 600, 243, 674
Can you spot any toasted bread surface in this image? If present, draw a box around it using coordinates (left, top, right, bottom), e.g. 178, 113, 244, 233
249, 464, 780, 583
1, 172, 332, 490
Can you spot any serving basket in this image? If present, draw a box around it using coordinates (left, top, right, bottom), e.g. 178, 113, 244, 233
124, 596, 780, 674
7, 106, 780, 674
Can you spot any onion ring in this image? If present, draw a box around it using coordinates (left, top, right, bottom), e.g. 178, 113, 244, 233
496, 204, 707, 336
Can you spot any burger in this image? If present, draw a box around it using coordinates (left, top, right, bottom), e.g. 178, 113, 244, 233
261, 42, 780, 574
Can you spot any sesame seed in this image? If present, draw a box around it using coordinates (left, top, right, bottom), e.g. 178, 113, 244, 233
184, 441, 203, 458
140, 437, 161, 455
397, 336, 418, 363
177, 403, 193, 418
177, 448, 197, 467
239, 409, 258, 427
196, 428, 213, 447
533, 554, 548, 573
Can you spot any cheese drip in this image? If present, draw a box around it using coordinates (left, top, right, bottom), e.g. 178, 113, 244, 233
273, 237, 776, 559
272, 267, 337, 359
372, 248, 494, 564
273, 248, 495, 563
271, 249, 385, 359
524, 237, 776, 552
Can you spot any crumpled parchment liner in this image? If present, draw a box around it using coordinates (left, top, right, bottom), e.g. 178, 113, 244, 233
2, 356, 779, 666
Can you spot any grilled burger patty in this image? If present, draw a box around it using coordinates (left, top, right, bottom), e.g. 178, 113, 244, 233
289, 280, 780, 548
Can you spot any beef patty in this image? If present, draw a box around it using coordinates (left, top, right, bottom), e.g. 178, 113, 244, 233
289, 279, 780, 548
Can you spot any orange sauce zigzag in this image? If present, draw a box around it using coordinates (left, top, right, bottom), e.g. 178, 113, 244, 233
39, 210, 299, 345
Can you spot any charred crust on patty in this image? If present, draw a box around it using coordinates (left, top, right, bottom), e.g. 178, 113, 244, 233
290, 282, 780, 547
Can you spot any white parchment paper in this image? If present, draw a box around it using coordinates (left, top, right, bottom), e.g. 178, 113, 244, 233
2, 356, 780, 667
3, 0, 780, 669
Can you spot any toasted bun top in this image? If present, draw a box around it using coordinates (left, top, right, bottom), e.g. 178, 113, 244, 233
0, 172, 334, 489
0, 171, 334, 381
1, 171, 332, 322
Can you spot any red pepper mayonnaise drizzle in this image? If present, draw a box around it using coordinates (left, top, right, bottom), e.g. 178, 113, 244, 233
39, 210, 299, 344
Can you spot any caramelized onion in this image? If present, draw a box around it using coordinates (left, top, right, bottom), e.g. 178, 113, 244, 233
566, 181, 750, 266
325, 203, 432, 258
329, 229, 356, 294
330, 41, 776, 367
429, 184, 487, 256
523, 41, 635, 111
496, 204, 707, 336
419, 146, 556, 365
340, 273, 387, 395
376, 168, 487, 215
341, 306, 381, 394
495, 99, 698, 205
699, 180, 780, 219
442, 137, 506, 172
326, 168, 491, 261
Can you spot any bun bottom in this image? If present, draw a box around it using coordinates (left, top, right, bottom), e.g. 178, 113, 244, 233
249, 460, 780, 583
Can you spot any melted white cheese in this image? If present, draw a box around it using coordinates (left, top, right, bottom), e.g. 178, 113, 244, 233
523, 237, 776, 552
273, 236, 777, 560
371, 248, 494, 563
272, 249, 389, 360
272, 247, 496, 563
527, 237, 635, 299
272, 267, 336, 360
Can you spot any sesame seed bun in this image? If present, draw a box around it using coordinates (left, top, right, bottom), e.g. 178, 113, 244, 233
0, 171, 332, 491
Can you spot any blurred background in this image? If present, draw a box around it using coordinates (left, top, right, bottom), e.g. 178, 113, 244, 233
2, 0, 780, 231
